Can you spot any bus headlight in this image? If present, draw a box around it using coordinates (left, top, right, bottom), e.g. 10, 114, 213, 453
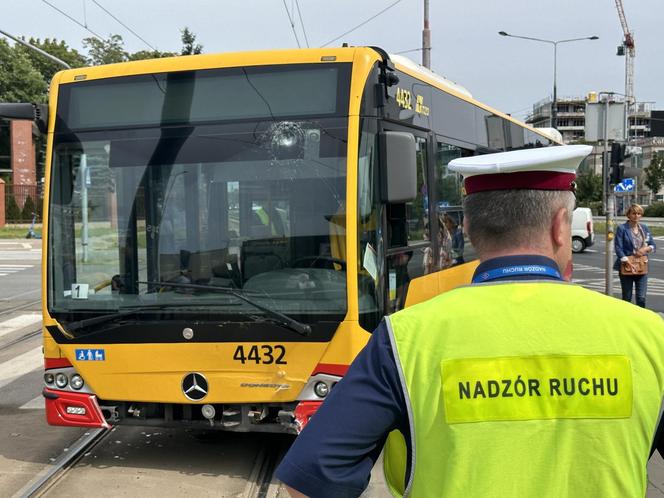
55, 373, 68, 388
70, 374, 84, 390
314, 381, 329, 398
44, 373, 55, 385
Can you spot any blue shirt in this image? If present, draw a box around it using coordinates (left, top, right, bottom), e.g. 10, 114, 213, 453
275, 255, 564, 497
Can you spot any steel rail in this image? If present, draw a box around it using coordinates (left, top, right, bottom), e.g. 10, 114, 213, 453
0, 328, 42, 353
15, 428, 110, 498
241, 438, 290, 498
0, 298, 42, 319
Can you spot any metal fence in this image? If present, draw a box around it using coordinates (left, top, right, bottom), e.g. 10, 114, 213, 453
2, 183, 43, 223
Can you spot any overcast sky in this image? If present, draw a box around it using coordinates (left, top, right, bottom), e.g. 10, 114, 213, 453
3, 0, 662, 119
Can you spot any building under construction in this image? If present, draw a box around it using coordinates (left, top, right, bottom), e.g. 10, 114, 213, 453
526, 96, 655, 144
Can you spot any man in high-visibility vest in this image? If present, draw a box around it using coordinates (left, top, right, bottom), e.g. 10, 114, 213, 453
276, 145, 664, 497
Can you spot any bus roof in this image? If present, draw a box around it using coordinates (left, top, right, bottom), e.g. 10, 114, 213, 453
50, 46, 560, 145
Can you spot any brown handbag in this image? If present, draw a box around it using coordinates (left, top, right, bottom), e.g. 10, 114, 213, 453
620, 254, 648, 276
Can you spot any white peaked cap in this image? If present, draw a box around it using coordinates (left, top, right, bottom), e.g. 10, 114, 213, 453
447, 145, 593, 194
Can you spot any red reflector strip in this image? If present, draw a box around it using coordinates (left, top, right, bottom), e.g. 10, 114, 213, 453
45, 357, 72, 369
43, 388, 109, 429
294, 401, 322, 433
312, 363, 348, 377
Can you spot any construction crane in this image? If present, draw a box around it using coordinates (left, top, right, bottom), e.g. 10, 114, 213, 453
615, 0, 635, 139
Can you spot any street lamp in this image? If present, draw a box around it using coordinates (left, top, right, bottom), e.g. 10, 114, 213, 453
498, 31, 599, 129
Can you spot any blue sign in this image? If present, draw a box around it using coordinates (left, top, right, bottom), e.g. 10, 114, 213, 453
614, 178, 635, 193
75, 349, 106, 361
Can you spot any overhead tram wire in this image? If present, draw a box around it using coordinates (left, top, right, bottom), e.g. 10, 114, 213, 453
321, 0, 405, 48
91, 0, 157, 51
294, 0, 310, 48
282, 0, 301, 48
41, 0, 104, 40
394, 47, 425, 55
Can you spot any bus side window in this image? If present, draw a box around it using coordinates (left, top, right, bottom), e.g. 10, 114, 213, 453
435, 140, 474, 269
387, 136, 429, 313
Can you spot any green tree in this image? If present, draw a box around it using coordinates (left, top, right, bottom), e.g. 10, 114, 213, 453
5, 195, 21, 222
83, 34, 128, 65
16, 38, 87, 86
21, 195, 36, 221
180, 27, 203, 55
0, 39, 48, 102
438, 175, 462, 206
128, 49, 177, 61
644, 152, 664, 202
575, 172, 603, 205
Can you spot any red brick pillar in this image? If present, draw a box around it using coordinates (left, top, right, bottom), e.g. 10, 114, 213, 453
0, 179, 5, 228
10, 120, 36, 207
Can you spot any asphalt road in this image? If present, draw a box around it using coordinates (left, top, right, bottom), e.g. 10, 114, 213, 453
572, 234, 664, 313
0, 240, 41, 309
0, 238, 663, 496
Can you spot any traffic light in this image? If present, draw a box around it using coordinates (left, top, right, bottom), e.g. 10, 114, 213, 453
610, 142, 625, 185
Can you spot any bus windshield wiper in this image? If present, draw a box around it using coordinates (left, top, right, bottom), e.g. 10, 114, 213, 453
63, 305, 170, 332
137, 281, 312, 337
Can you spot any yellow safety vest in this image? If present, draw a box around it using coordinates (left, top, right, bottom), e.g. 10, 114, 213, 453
383, 281, 664, 497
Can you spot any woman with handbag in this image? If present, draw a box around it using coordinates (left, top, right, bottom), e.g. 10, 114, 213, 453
614, 203, 656, 307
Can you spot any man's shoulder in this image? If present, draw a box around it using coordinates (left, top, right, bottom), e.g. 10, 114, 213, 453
569, 284, 663, 326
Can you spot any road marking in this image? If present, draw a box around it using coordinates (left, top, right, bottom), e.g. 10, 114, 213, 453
573, 262, 664, 297
0, 346, 42, 390
0, 313, 42, 339
20, 395, 45, 410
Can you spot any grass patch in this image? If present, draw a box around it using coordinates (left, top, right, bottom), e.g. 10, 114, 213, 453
594, 222, 664, 237
0, 225, 40, 239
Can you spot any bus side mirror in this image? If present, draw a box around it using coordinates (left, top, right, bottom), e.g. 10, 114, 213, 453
0, 103, 48, 133
379, 131, 417, 203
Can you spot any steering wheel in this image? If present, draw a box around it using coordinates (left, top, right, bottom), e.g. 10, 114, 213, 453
292, 256, 346, 270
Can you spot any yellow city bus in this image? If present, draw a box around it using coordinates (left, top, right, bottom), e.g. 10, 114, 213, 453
1, 47, 557, 432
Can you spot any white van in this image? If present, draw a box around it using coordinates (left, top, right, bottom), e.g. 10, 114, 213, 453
572, 207, 594, 253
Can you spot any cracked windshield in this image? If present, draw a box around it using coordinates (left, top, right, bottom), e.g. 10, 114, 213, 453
48, 64, 350, 320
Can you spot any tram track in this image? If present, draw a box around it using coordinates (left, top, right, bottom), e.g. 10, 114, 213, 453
12, 424, 290, 498
242, 438, 289, 498
14, 428, 110, 498
0, 328, 42, 353
0, 298, 41, 319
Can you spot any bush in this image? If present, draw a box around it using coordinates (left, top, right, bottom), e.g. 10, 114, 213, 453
5, 195, 21, 222
21, 195, 36, 222
583, 201, 604, 216
644, 202, 664, 217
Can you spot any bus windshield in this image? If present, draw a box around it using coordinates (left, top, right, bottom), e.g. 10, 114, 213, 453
48, 63, 350, 324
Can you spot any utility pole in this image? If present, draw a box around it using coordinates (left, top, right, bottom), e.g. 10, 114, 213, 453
601, 92, 616, 297
422, 0, 431, 69
552, 43, 557, 128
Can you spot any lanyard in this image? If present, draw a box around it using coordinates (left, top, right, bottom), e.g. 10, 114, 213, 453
473, 264, 561, 283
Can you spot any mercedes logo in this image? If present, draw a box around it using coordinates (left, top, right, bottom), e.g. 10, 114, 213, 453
182, 372, 209, 401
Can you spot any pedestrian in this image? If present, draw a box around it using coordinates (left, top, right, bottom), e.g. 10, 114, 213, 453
423, 215, 452, 273
276, 145, 664, 498
614, 203, 655, 308
443, 213, 464, 266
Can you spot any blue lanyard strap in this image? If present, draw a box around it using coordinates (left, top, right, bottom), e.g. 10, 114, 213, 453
473, 264, 561, 283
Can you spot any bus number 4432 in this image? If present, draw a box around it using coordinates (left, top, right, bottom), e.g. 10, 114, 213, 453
233, 345, 287, 365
